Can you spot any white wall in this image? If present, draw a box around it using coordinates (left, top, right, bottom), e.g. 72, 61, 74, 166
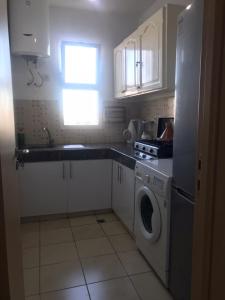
140, 0, 190, 23
11, 6, 138, 101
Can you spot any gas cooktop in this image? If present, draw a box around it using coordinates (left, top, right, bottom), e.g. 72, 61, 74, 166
134, 139, 173, 159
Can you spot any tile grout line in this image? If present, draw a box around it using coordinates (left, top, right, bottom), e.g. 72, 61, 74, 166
69, 216, 92, 300
24, 214, 149, 299
105, 229, 144, 300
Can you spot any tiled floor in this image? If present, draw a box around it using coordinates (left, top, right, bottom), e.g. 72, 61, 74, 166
22, 213, 173, 300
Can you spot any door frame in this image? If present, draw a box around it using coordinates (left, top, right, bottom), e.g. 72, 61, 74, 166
192, 0, 225, 299
0, 160, 10, 299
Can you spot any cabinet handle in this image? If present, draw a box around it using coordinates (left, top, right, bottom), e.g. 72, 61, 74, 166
70, 162, 72, 179
117, 165, 120, 183
62, 163, 65, 180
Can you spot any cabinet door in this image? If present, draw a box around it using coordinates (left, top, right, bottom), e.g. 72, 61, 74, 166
120, 165, 135, 232
18, 162, 67, 217
124, 33, 140, 94
112, 161, 121, 215
139, 8, 163, 91
68, 160, 112, 213
112, 162, 135, 233
114, 44, 126, 98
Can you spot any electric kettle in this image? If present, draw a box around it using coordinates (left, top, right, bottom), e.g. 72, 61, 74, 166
123, 119, 144, 144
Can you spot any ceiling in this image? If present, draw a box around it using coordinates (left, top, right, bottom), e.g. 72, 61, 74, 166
48, 0, 155, 15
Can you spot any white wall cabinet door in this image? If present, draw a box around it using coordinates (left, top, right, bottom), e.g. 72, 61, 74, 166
124, 32, 140, 95
138, 8, 163, 91
112, 161, 135, 232
114, 44, 126, 98
19, 162, 67, 217
68, 160, 112, 213
114, 4, 183, 99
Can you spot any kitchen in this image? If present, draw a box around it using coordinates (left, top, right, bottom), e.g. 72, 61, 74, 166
1, 0, 222, 300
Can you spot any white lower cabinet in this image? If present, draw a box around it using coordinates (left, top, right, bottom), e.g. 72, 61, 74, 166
68, 160, 112, 212
19, 160, 112, 217
112, 161, 135, 232
19, 161, 67, 217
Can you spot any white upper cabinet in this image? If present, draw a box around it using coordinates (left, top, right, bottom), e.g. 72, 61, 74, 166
114, 4, 184, 99
138, 8, 163, 91
114, 44, 126, 98
9, 0, 50, 57
124, 32, 140, 95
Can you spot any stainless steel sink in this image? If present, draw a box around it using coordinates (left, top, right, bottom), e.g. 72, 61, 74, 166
63, 144, 85, 149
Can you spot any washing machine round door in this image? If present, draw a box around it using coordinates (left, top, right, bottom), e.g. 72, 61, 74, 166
136, 186, 161, 243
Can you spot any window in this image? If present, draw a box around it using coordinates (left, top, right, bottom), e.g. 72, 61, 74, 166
61, 42, 99, 126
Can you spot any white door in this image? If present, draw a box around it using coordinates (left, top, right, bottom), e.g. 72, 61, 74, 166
19, 161, 67, 217
124, 32, 140, 95
68, 160, 112, 212
139, 8, 163, 91
114, 44, 126, 98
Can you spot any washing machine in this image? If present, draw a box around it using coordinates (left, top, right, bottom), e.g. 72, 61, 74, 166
134, 159, 172, 286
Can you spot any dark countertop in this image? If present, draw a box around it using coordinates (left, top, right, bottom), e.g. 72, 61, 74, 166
16, 143, 139, 170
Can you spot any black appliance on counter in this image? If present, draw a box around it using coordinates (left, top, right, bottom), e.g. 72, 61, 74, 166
134, 117, 174, 159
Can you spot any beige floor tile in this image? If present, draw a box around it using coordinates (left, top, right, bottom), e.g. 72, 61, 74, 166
23, 268, 39, 296
41, 286, 90, 300
40, 260, 85, 293
22, 231, 39, 249
70, 215, 97, 227
82, 254, 126, 284
40, 228, 73, 246
88, 277, 139, 300
77, 237, 114, 258
23, 247, 39, 269
72, 224, 105, 241
109, 234, 137, 253
41, 243, 78, 265
118, 250, 151, 275
40, 219, 70, 231
130, 272, 172, 300
22, 222, 39, 234
96, 213, 117, 222
101, 221, 127, 236
26, 296, 40, 300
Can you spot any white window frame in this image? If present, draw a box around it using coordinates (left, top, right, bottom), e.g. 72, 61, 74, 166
60, 41, 102, 128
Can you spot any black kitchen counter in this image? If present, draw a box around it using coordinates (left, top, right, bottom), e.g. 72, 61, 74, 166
16, 144, 138, 170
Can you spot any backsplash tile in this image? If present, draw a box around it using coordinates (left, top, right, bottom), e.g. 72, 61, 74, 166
139, 97, 175, 121
14, 100, 128, 146
14, 96, 175, 146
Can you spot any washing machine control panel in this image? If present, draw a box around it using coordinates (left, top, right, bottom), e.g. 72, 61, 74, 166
135, 162, 171, 197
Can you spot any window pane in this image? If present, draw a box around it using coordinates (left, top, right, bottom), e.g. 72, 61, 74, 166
64, 45, 97, 85
63, 89, 99, 126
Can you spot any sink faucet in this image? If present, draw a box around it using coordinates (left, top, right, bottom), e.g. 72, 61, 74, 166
43, 127, 54, 147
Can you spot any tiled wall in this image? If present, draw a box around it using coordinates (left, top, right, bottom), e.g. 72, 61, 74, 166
14, 96, 174, 146
139, 97, 175, 121
14, 100, 131, 146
